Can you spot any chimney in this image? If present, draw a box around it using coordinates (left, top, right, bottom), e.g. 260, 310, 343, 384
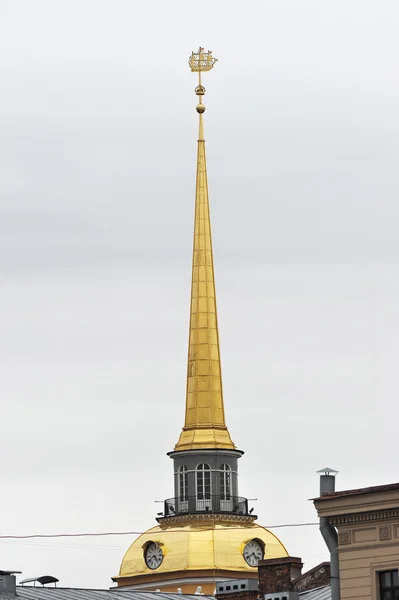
0, 571, 21, 596
318, 467, 337, 495
258, 557, 303, 600
317, 467, 340, 600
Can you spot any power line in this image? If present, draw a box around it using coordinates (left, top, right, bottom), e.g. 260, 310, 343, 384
269, 522, 318, 529
0, 532, 143, 540
0, 523, 319, 540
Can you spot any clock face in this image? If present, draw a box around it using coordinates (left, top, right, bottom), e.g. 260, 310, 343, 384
243, 539, 264, 567
145, 542, 163, 570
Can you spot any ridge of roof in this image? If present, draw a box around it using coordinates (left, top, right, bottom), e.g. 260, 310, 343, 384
314, 481, 399, 500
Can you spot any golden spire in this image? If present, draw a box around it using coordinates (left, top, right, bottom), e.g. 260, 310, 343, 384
174, 49, 235, 452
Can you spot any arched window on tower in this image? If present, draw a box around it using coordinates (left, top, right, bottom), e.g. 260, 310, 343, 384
196, 463, 211, 504
220, 464, 232, 501
179, 465, 188, 502
220, 464, 232, 511
178, 465, 188, 512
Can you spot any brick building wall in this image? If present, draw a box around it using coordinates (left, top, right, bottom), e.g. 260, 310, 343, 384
215, 590, 259, 600
258, 557, 303, 594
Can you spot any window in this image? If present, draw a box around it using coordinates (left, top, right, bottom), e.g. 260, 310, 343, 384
196, 463, 211, 500
379, 570, 399, 600
179, 466, 188, 501
220, 464, 232, 500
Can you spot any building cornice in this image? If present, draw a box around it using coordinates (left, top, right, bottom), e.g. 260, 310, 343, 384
113, 574, 248, 591
113, 569, 258, 587
331, 508, 399, 526
157, 513, 257, 527
167, 448, 244, 459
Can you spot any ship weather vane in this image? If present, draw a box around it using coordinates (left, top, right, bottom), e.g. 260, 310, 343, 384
189, 47, 218, 73
189, 47, 218, 113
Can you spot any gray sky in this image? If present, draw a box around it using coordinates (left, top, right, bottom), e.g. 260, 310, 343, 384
1, 0, 399, 589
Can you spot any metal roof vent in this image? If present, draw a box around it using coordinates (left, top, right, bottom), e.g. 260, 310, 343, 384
316, 468, 338, 476
19, 576, 59, 587
317, 467, 338, 496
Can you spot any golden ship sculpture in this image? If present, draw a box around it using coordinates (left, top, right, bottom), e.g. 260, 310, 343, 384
188, 47, 218, 72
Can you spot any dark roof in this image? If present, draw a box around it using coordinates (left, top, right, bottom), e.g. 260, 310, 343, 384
294, 562, 329, 585
0, 588, 213, 600
315, 482, 399, 501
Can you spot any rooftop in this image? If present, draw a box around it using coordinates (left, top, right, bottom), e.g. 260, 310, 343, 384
299, 586, 331, 600
315, 481, 399, 501
0, 588, 213, 600
0, 584, 332, 600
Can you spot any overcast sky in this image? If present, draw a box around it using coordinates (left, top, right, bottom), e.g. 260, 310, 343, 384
1, 0, 399, 590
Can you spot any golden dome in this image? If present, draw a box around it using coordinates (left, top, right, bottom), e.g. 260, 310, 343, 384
117, 520, 288, 579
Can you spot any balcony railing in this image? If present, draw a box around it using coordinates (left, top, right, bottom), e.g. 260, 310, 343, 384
162, 495, 251, 518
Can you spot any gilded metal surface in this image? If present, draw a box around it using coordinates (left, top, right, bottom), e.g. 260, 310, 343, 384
174, 51, 235, 452
117, 521, 288, 578
189, 47, 218, 72
115, 50, 289, 589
